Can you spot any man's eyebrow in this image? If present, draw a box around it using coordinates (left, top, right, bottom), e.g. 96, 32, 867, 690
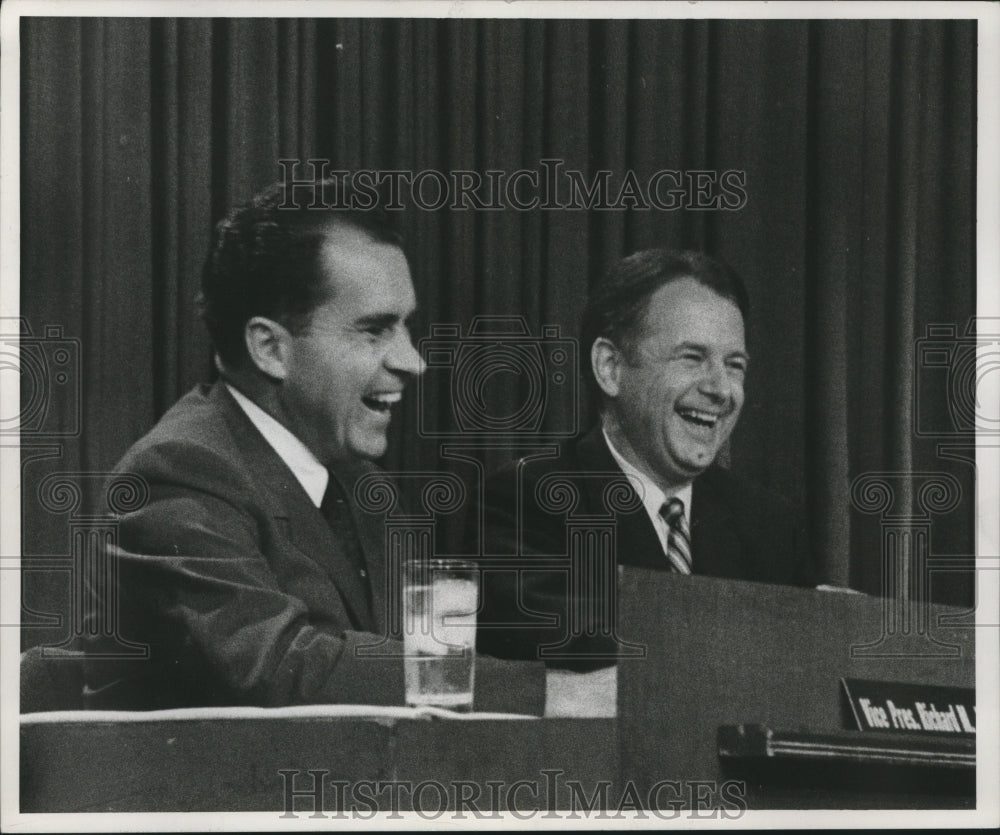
672, 342, 750, 361
354, 313, 399, 329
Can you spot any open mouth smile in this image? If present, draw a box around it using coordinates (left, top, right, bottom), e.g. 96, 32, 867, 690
362, 392, 402, 413
676, 407, 722, 428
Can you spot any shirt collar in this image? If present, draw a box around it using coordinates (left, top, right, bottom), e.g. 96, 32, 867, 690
601, 425, 693, 526
226, 383, 329, 507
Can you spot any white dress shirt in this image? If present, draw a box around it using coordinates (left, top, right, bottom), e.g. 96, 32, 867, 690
226, 383, 329, 508
602, 426, 692, 556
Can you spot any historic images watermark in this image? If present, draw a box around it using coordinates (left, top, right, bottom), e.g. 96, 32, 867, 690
418, 317, 578, 438
348, 314, 646, 664
0, 317, 80, 439
351, 466, 647, 665
5, 315, 149, 658
846, 317, 999, 657
913, 319, 1000, 438
277, 159, 748, 212
14, 469, 151, 659
278, 771, 748, 820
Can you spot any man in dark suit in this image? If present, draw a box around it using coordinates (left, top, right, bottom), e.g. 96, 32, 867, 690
84, 181, 542, 711
476, 249, 814, 668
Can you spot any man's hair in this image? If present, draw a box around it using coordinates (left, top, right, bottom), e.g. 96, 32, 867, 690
198, 178, 404, 367
581, 248, 749, 384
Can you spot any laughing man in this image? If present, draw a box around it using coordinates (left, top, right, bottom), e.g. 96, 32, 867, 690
476, 249, 816, 667
85, 182, 428, 707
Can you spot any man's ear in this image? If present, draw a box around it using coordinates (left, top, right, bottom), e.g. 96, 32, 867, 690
591, 337, 622, 398
244, 317, 292, 381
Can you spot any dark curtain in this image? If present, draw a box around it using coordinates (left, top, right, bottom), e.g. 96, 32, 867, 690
19, 18, 976, 648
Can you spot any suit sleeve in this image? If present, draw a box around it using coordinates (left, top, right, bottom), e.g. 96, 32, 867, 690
86, 441, 405, 708
474, 464, 613, 669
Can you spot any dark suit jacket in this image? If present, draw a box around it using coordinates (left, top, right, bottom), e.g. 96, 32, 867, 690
84, 382, 543, 711
475, 426, 814, 667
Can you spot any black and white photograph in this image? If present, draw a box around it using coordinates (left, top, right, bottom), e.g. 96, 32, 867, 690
2, 0, 998, 828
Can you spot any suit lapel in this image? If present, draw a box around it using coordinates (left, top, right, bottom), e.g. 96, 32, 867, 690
211, 382, 376, 630
577, 429, 748, 575
575, 429, 666, 571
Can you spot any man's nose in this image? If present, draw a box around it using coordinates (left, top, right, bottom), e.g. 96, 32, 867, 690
698, 360, 733, 401
386, 330, 427, 377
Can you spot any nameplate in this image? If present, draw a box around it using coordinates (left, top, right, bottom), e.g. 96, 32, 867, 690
841, 678, 975, 736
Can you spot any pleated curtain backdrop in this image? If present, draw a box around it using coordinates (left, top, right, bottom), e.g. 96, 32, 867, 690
19, 17, 976, 647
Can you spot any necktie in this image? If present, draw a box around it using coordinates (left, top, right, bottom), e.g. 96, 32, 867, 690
320, 481, 372, 595
659, 498, 693, 575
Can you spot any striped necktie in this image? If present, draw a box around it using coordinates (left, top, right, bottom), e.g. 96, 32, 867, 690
659, 497, 693, 575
